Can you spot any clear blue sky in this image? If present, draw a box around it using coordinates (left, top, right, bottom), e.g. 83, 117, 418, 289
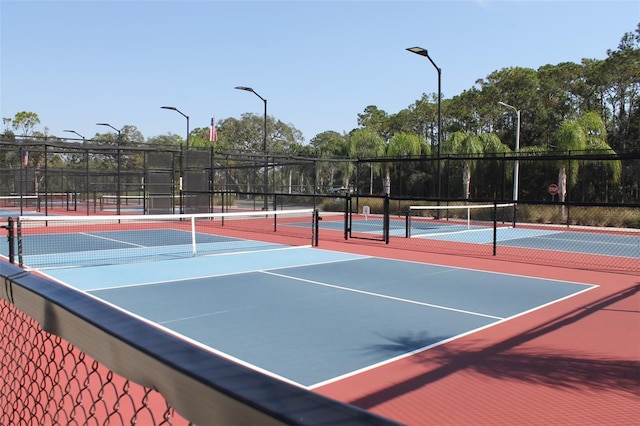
2, 0, 638, 143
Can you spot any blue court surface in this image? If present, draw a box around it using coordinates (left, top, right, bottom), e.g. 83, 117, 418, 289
42, 247, 596, 388
0, 209, 43, 217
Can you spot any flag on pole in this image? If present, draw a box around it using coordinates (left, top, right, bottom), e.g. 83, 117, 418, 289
209, 117, 218, 142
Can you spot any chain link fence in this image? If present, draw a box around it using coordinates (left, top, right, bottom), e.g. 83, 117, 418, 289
1, 138, 638, 273
0, 298, 190, 426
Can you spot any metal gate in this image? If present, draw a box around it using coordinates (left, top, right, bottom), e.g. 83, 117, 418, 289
346, 194, 389, 243
146, 151, 176, 214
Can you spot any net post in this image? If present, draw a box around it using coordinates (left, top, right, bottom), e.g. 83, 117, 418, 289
405, 207, 411, 238
493, 201, 498, 256
313, 209, 321, 247
3, 218, 14, 265
17, 219, 23, 268
220, 192, 231, 213
344, 195, 350, 240
512, 203, 517, 228
191, 216, 197, 256
383, 195, 390, 244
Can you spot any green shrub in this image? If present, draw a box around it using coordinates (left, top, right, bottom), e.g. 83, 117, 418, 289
517, 204, 639, 228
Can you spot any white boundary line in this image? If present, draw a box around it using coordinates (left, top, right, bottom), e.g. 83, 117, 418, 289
261, 270, 504, 320
37, 248, 601, 390
309, 283, 597, 389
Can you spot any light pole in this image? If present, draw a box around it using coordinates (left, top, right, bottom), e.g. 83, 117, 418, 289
96, 122, 121, 145
64, 130, 89, 213
96, 122, 122, 214
161, 106, 190, 149
498, 102, 521, 201
407, 47, 442, 201
235, 86, 268, 210
63, 129, 86, 143
161, 106, 189, 214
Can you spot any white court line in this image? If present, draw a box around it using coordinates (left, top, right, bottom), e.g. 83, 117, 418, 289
309, 283, 597, 389
411, 226, 501, 239
87, 249, 365, 291
489, 229, 561, 243
43, 274, 306, 388
80, 232, 146, 248
260, 270, 504, 320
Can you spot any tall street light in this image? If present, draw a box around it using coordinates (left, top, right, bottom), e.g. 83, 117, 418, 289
161, 106, 190, 214
235, 86, 268, 210
96, 122, 122, 145
63, 129, 86, 143
161, 106, 190, 149
96, 122, 123, 214
498, 101, 521, 202
64, 130, 89, 214
407, 46, 442, 201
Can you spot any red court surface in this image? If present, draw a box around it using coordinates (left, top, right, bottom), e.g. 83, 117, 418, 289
314, 239, 639, 425
2, 206, 638, 425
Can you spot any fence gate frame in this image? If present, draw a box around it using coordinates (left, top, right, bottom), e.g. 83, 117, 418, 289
345, 194, 389, 244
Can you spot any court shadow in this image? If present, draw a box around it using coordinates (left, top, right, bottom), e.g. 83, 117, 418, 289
352, 283, 640, 408
362, 331, 449, 358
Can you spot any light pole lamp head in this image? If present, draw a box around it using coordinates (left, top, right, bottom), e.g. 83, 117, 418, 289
96, 122, 120, 133
235, 86, 266, 103
406, 46, 428, 57
64, 129, 85, 139
161, 106, 188, 120
406, 46, 440, 73
498, 101, 519, 113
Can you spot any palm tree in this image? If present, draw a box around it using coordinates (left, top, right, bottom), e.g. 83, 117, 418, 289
555, 111, 620, 203
442, 131, 482, 199
443, 131, 511, 199
383, 133, 429, 195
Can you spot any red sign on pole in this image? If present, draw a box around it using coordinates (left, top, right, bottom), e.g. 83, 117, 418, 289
548, 183, 559, 195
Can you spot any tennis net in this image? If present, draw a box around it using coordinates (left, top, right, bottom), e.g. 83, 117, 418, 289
0, 194, 40, 212
13, 209, 317, 269
406, 203, 516, 238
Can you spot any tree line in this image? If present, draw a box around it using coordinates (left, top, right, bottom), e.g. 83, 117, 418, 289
1, 24, 638, 203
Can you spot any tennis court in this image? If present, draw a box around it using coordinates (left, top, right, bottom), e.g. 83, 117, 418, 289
42, 247, 595, 388
1, 212, 601, 386
1, 208, 637, 425
6, 210, 596, 387
316, 213, 639, 259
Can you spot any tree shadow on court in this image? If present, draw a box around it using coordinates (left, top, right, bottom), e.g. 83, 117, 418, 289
362, 330, 450, 358
353, 283, 640, 409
